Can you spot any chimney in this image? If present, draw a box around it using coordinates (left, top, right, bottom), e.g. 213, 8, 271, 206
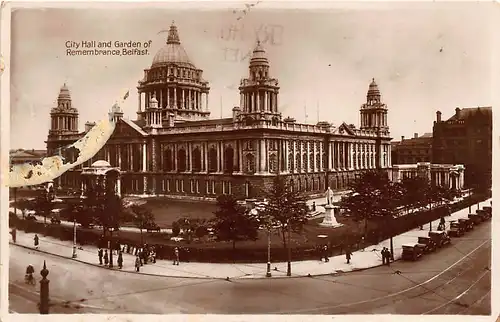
401, 136, 405, 141
414, 133, 418, 139
455, 107, 460, 116
436, 111, 442, 122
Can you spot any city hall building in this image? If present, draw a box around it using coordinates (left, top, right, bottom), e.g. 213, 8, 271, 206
46, 23, 393, 200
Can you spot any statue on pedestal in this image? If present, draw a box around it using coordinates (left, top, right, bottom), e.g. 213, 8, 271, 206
325, 187, 334, 206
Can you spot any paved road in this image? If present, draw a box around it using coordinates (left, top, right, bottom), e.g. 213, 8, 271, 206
9, 221, 491, 315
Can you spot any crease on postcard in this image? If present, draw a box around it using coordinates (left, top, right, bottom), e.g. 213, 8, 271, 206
6, 110, 118, 188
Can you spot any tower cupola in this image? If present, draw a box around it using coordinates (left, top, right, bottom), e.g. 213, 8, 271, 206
360, 78, 389, 134
49, 83, 79, 135
237, 41, 280, 125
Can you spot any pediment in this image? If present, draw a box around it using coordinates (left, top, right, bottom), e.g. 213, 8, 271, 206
109, 118, 147, 140
335, 123, 355, 136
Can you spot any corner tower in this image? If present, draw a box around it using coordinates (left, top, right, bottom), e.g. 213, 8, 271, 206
360, 78, 389, 133
237, 41, 280, 124
49, 83, 79, 135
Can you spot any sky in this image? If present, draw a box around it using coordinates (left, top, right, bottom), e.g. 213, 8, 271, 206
10, 2, 494, 149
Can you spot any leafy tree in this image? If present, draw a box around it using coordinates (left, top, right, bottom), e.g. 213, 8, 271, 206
130, 204, 156, 245
261, 175, 309, 276
400, 176, 429, 211
171, 221, 181, 237
339, 170, 396, 240
34, 193, 54, 224
212, 195, 259, 251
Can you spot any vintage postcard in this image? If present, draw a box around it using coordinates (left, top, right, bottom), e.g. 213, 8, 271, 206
1, 1, 497, 321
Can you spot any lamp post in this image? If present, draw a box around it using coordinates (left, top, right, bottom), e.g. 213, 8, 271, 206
266, 224, 272, 277
286, 220, 292, 277
72, 218, 77, 258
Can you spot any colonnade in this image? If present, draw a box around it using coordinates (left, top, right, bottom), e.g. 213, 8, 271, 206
138, 88, 209, 112
240, 90, 279, 113
51, 115, 78, 132
361, 112, 388, 128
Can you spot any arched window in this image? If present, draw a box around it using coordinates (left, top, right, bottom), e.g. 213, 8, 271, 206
288, 153, 294, 172
302, 153, 308, 172
269, 154, 277, 174
296, 154, 301, 172
192, 147, 202, 172
316, 153, 320, 171
178, 148, 187, 172
309, 154, 314, 172
208, 147, 217, 172
224, 146, 234, 173
245, 153, 256, 174
163, 149, 173, 171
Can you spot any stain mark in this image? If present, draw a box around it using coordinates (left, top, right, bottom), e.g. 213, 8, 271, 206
24, 170, 33, 179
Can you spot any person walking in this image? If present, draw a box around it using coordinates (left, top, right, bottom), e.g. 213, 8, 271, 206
173, 247, 180, 265
117, 251, 123, 269
33, 234, 39, 250
381, 247, 387, 265
135, 256, 141, 272
98, 248, 103, 265
345, 250, 352, 264
323, 245, 329, 262
11, 228, 17, 243
104, 249, 109, 266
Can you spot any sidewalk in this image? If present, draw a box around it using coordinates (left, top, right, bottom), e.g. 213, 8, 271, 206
9, 198, 491, 279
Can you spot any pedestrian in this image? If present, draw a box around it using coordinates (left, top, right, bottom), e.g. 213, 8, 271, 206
151, 248, 157, 263
11, 228, 17, 243
135, 256, 140, 272
312, 201, 316, 211
126, 244, 130, 254
381, 247, 387, 265
98, 248, 103, 265
323, 245, 329, 262
104, 249, 109, 266
173, 247, 180, 265
33, 234, 39, 249
139, 248, 144, 266
117, 251, 123, 269
345, 250, 352, 264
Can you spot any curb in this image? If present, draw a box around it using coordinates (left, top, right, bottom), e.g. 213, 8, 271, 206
9, 242, 390, 280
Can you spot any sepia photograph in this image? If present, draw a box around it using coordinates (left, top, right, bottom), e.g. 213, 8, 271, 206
3, 1, 495, 317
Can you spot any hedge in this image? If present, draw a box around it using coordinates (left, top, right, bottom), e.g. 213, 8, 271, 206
9, 192, 490, 264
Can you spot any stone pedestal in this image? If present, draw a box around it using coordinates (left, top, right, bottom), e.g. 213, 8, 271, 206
320, 205, 343, 228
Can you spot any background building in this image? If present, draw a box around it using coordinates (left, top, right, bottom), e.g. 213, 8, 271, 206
9, 149, 46, 166
432, 107, 492, 189
46, 23, 392, 200
391, 132, 432, 164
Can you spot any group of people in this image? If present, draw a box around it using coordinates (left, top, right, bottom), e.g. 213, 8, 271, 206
97, 243, 160, 272
381, 247, 393, 265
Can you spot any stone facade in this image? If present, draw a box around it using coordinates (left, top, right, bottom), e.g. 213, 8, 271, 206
391, 132, 432, 164
46, 23, 392, 200
390, 162, 465, 190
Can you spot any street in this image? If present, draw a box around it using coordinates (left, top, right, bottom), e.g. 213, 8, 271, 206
9, 220, 491, 315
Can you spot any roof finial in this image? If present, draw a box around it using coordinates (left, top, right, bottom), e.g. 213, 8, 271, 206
372, 78, 375, 82
167, 22, 180, 45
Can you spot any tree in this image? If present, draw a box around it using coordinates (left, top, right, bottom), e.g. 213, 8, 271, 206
34, 193, 54, 224
262, 175, 309, 276
131, 204, 156, 245
171, 221, 181, 237
339, 170, 396, 240
400, 176, 429, 212
212, 195, 259, 251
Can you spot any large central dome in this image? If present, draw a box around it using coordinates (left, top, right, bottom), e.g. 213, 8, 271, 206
151, 23, 195, 68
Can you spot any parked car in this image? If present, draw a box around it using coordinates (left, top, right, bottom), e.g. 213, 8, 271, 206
458, 218, 474, 231
482, 206, 492, 218
50, 216, 61, 225
428, 231, 451, 247
402, 243, 425, 261
468, 213, 483, 225
448, 221, 465, 237
476, 209, 489, 221
417, 236, 437, 253
25, 214, 37, 221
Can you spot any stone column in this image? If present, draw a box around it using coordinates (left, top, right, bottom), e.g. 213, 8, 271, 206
259, 139, 266, 173
275, 92, 279, 112
284, 140, 289, 173
142, 143, 147, 172
206, 93, 209, 111
174, 88, 177, 108
220, 142, 225, 172
188, 142, 193, 171
240, 93, 244, 110
166, 88, 170, 108
216, 143, 221, 172
203, 142, 208, 172
238, 140, 243, 173
264, 91, 268, 111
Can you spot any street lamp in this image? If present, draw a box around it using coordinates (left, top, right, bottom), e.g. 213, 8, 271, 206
286, 220, 292, 277
266, 226, 272, 277
72, 218, 77, 259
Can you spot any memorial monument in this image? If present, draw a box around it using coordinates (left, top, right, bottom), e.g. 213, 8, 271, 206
321, 187, 343, 227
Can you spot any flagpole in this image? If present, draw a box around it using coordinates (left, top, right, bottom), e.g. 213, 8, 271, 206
220, 96, 223, 119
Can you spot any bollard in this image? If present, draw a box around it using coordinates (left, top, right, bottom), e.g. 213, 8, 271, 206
39, 261, 50, 314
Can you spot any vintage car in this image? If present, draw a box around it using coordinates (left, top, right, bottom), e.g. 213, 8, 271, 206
428, 231, 451, 247
458, 218, 474, 231
448, 221, 465, 237
401, 243, 425, 261
417, 236, 437, 253
467, 213, 483, 225
476, 209, 490, 221
482, 206, 492, 218
50, 216, 61, 225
